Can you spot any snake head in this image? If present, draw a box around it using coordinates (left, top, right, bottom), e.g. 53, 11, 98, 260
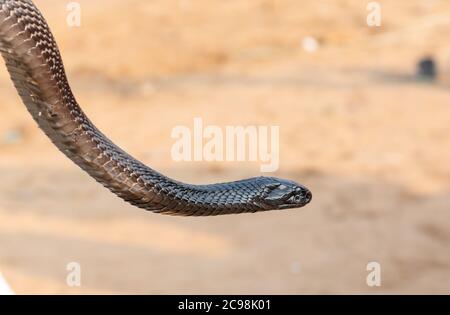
258, 178, 312, 210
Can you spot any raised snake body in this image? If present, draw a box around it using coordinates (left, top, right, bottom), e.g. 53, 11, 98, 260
0, 0, 311, 216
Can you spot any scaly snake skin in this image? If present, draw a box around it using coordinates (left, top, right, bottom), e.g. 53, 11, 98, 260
0, 0, 311, 216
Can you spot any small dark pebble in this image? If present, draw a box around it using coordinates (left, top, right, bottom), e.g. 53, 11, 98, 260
416, 56, 437, 81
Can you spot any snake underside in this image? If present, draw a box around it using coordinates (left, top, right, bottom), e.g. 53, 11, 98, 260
0, 0, 311, 216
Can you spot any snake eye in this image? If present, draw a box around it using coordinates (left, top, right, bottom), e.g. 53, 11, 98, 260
294, 195, 301, 202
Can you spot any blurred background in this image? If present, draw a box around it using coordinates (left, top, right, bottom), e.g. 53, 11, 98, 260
0, 0, 449, 294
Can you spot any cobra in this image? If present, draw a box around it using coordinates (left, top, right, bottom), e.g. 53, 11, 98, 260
0, 0, 311, 216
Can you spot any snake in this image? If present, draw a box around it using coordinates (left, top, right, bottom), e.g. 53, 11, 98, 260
0, 0, 311, 216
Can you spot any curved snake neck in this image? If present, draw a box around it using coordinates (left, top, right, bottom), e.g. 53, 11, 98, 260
0, 0, 311, 216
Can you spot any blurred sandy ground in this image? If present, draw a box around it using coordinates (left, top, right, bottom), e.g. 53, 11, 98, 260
0, 0, 449, 294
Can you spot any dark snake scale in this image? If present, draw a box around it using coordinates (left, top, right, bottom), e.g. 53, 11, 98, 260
0, 0, 311, 216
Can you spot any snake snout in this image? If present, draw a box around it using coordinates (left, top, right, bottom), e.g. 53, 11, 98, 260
302, 189, 312, 205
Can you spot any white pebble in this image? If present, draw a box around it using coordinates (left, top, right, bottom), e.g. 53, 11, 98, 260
302, 36, 319, 53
